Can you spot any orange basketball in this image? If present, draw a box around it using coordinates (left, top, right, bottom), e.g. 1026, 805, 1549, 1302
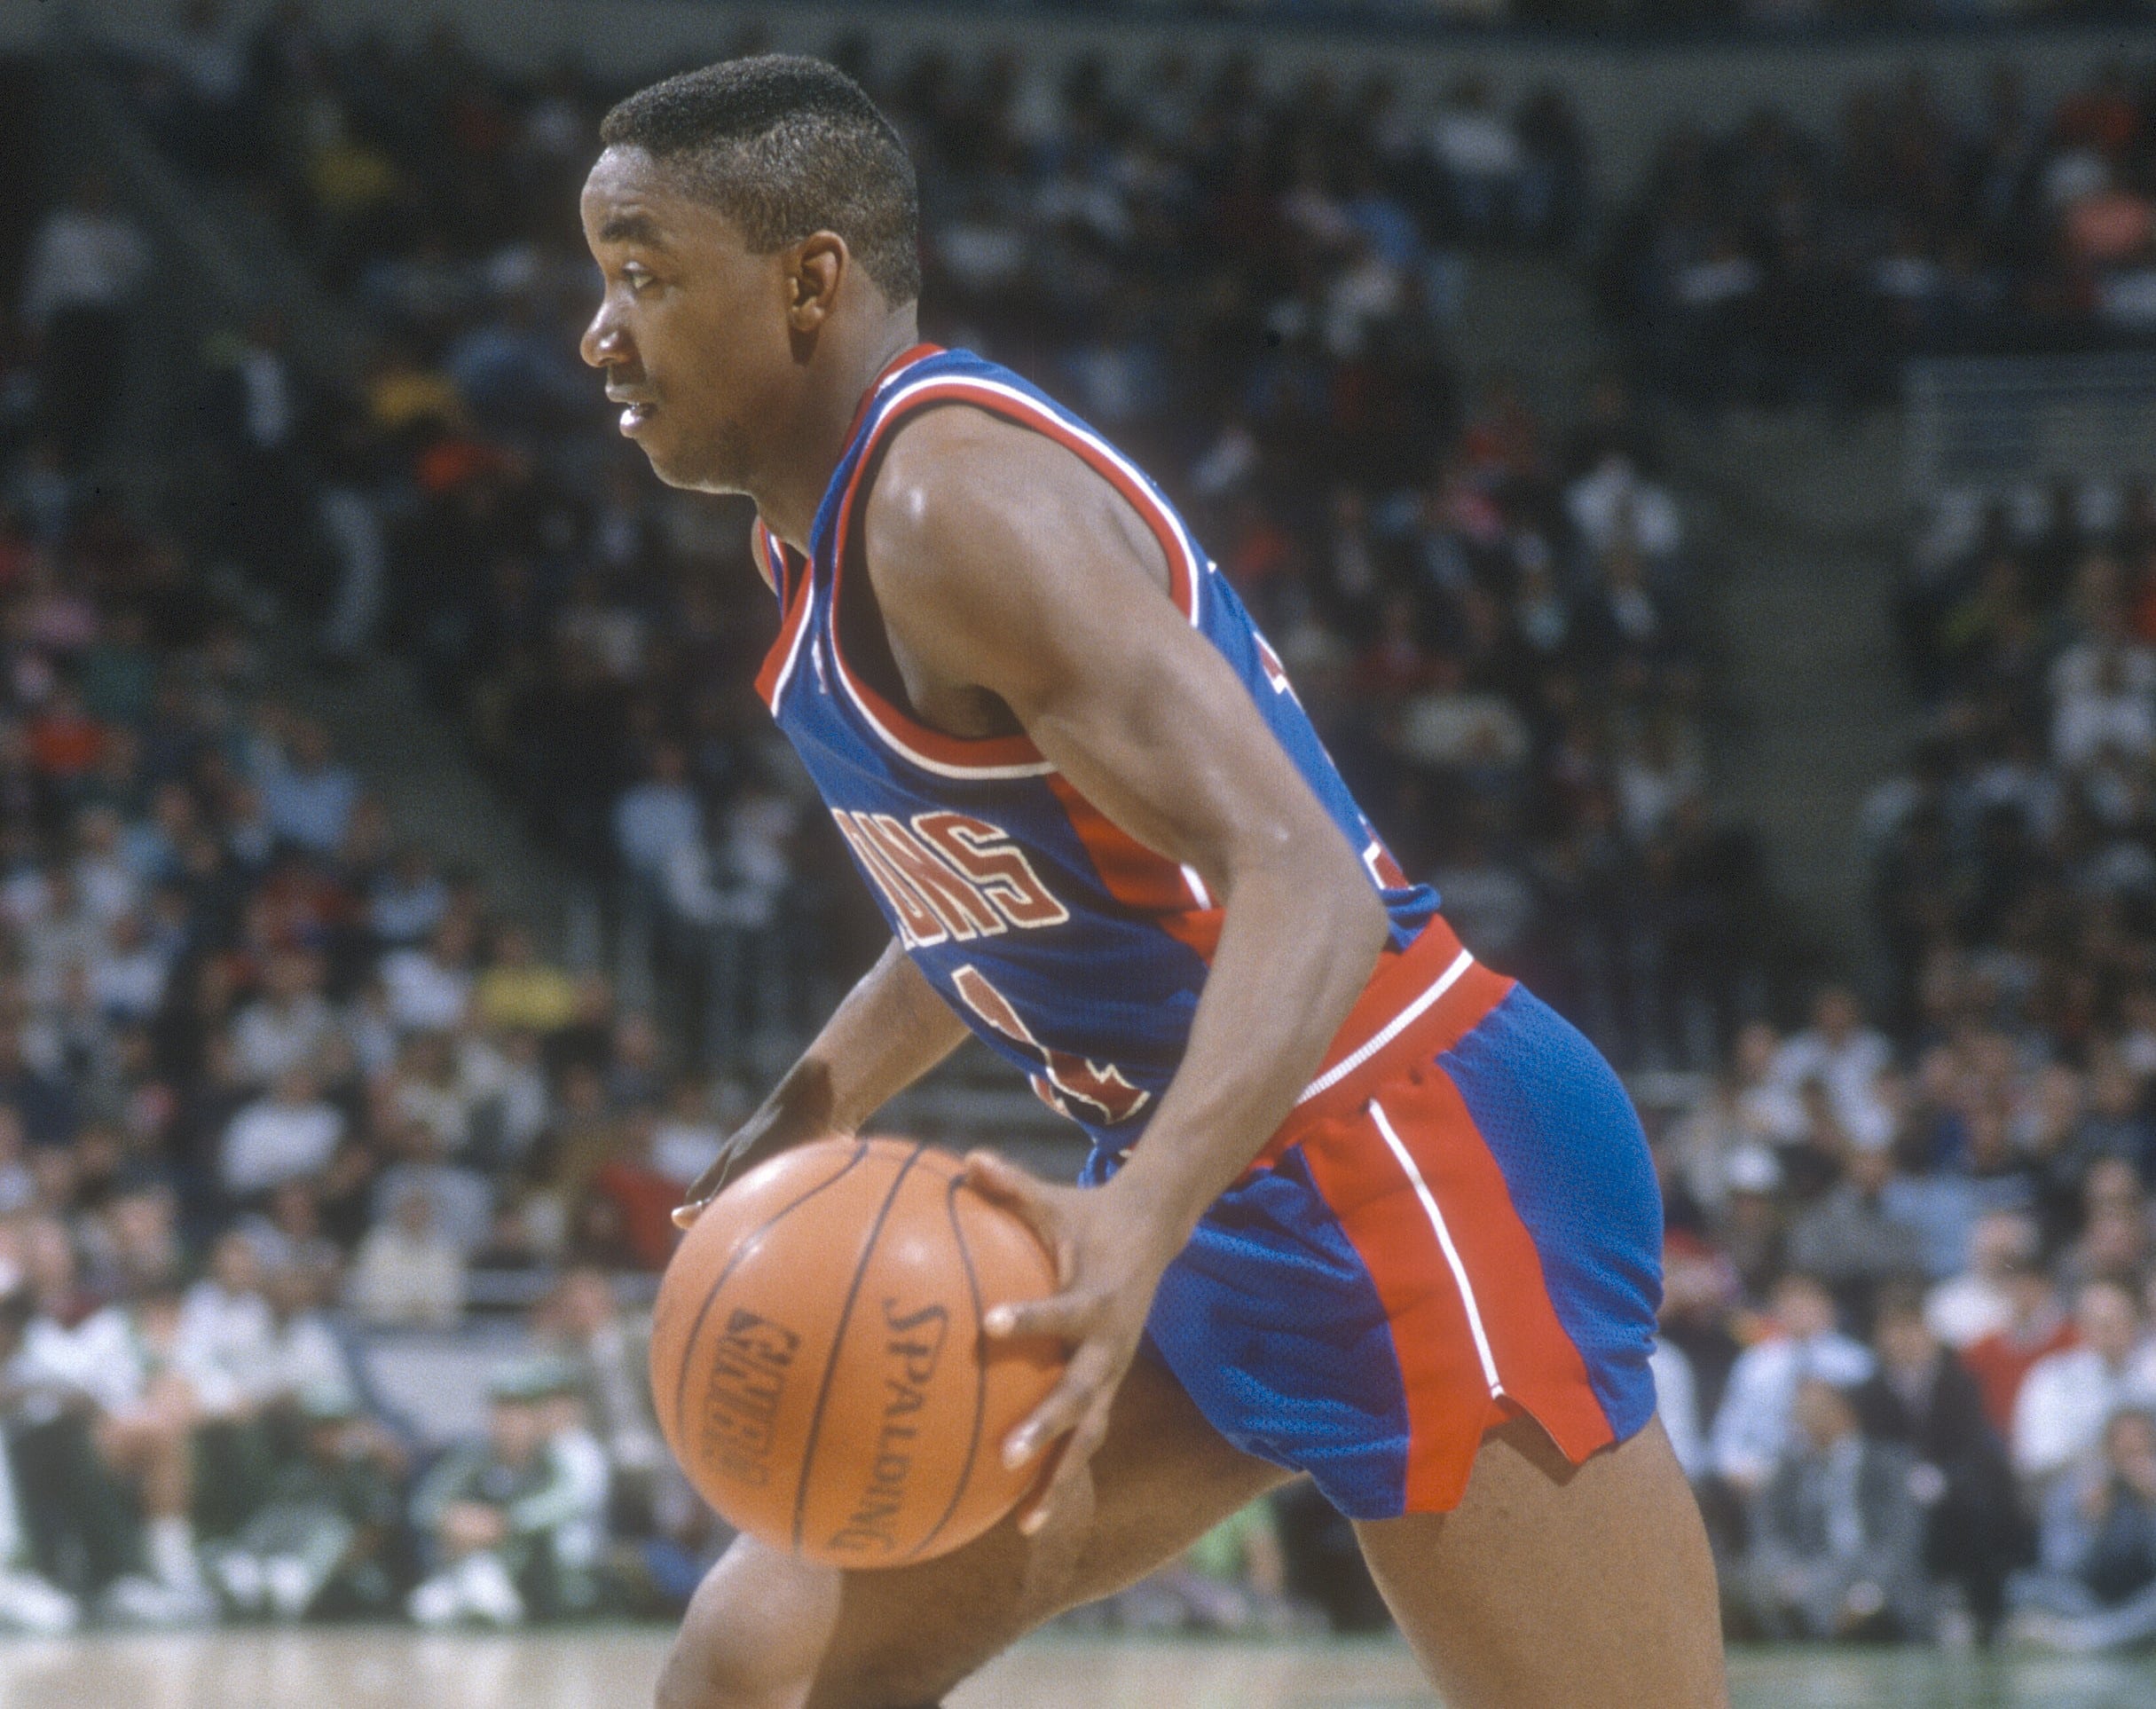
649, 1136, 1065, 1568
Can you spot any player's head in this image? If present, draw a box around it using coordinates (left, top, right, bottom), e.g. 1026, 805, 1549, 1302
580, 54, 919, 492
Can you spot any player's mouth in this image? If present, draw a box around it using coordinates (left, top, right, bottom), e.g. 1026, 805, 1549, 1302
609, 391, 657, 434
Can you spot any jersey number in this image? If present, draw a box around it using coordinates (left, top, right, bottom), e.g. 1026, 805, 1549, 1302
949, 965, 1151, 1126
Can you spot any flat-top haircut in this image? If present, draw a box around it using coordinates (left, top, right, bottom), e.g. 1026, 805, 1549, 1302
601, 54, 920, 305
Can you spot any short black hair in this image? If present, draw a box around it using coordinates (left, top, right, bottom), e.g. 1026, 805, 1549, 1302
600, 54, 920, 305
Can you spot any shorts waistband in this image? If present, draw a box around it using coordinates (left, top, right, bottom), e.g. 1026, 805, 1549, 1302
1256, 917, 1515, 1163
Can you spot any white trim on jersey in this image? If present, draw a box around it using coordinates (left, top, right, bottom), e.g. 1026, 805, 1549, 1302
766, 593, 815, 713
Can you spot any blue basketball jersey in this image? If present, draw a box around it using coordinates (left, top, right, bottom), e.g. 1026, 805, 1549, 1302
755, 344, 1440, 1151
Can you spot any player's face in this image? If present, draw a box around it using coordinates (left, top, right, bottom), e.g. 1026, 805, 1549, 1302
578, 147, 783, 493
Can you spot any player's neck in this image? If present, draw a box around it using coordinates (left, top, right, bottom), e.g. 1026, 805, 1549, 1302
752, 311, 922, 554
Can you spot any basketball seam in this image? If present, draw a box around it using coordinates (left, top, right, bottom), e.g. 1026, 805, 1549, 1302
904, 1175, 991, 1562
791, 1141, 931, 1556
668, 1141, 871, 1457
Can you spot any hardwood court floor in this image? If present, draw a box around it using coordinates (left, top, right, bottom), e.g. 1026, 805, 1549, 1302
4, 1629, 2156, 1708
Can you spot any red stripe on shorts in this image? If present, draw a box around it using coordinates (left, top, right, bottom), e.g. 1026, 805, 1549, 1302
1299, 1058, 1618, 1511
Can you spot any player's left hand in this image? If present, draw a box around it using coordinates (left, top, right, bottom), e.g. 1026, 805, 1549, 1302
964, 1148, 1187, 1538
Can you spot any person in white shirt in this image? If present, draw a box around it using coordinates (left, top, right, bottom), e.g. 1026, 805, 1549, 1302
220, 1067, 345, 1200
380, 917, 476, 1035
1927, 1210, 2038, 1349
1710, 1272, 1877, 1494
87, 909, 171, 1023
12, 1278, 232, 1616
239, 1263, 358, 1414
2013, 1280, 2156, 1488
177, 1231, 275, 1390
228, 949, 338, 1088
1770, 988, 1897, 1154
536, 1370, 613, 1616
612, 742, 703, 883
346, 1188, 465, 1328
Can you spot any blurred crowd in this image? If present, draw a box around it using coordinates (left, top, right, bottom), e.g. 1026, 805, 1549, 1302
1602, 57, 2156, 408
1616, 462, 2156, 1651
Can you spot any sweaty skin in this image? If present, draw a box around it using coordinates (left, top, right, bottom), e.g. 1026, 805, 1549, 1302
583, 141, 1388, 1536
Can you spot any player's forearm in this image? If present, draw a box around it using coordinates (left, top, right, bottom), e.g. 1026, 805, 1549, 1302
1112, 834, 1388, 1243
694, 939, 969, 1194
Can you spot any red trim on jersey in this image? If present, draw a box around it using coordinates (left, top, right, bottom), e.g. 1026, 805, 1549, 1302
847, 343, 945, 440
1045, 775, 1223, 963
1299, 1075, 1617, 1510
750, 518, 780, 595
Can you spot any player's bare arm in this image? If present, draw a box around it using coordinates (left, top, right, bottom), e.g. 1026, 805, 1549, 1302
670, 937, 971, 1226
862, 406, 1392, 1532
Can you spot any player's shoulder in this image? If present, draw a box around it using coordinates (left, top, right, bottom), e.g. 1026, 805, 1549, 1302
863, 398, 1071, 582
870, 398, 1066, 523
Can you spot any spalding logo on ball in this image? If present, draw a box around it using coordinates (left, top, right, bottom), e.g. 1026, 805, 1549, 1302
649, 1136, 1066, 1567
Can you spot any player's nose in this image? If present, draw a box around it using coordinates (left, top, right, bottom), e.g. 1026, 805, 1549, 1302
580, 302, 628, 369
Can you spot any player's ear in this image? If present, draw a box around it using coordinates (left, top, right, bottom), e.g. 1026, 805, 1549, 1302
786, 232, 847, 332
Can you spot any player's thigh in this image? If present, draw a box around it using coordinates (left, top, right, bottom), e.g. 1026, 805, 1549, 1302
656, 1351, 1289, 1709
1354, 1415, 1728, 1709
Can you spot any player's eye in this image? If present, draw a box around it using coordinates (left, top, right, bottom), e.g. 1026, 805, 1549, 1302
622, 264, 654, 294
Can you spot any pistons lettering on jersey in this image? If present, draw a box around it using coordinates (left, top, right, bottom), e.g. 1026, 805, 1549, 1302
831, 810, 1070, 949
950, 965, 1151, 1125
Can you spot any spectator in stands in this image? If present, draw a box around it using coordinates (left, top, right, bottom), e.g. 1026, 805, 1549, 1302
207, 1381, 404, 1621
19, 171, 148, 468
220, 1066, 344, 1201
0, 1286, 82, 1633
368, 1114, 492, 1257
1735, 1375, 1931, 1642
406, 1362, 594, 1626
533, 1266, 662, 1494
1961, 1240, 2078, 1439
380, 916, 477, 1035
1787, 1144, 1930, 1319
2013, 1280, 2156, 1489
2012, 1406, 2156, 1653
1772, 988, 1896, 1157
531, 1360, 611, 1618
368, 847, 451, 949
1865, 1284, 2024, 1643
261, 720, 361, 858
1928, 1210, 2039, 1350
1711, 1271, 1876, 1497
228, 949, 337, 1089
345, 1185, 464, 1329
474, 921, 577, 1037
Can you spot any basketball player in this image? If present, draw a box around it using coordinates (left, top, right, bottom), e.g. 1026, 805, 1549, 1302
580, 56, 1727, 1709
